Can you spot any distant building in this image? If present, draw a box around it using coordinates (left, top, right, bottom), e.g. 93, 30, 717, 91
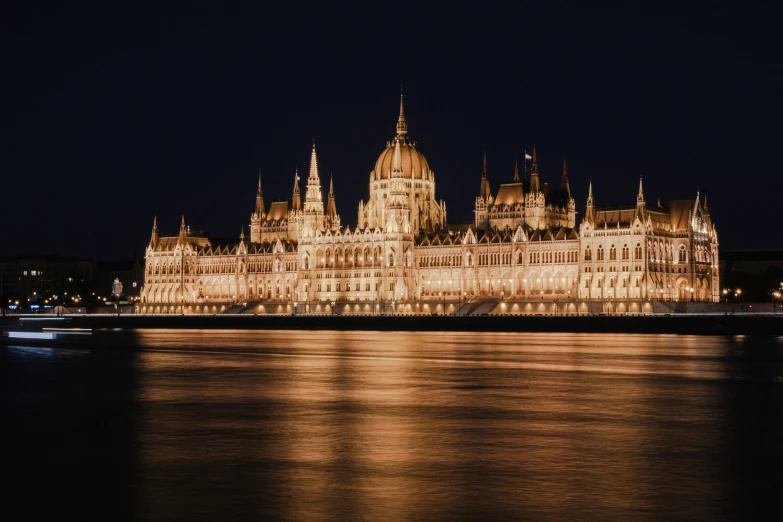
140, 93, 720, 314
0, 255, 94, 302
95, 258, 144, 299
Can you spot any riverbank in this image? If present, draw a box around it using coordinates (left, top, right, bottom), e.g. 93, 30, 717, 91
3, 313, 783, 336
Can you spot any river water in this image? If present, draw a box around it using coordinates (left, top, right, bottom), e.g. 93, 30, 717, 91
2, 330, 782, 521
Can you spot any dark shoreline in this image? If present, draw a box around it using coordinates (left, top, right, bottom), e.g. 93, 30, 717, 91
3, 313, 783, 336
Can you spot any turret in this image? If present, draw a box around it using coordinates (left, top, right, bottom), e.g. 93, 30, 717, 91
529, 147, 540, 194
327, 174, 337, 217
149, 216, 158, 248
585, 181, 595, 223
636, 176, 646, 219
479, 150, 492, 200
358, 200, 365, 229
291, 168, 301, 212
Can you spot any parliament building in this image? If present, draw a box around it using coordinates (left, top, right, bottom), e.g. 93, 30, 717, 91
139, 95, 719, 315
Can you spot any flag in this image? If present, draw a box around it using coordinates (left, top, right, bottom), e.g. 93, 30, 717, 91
524, 153, 533, 160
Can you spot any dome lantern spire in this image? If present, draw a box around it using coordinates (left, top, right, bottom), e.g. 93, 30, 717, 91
396, 87, 408, 137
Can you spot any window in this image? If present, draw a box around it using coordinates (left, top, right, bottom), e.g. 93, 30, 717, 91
609, 245, 617, 261
365, 282, 370, 291
584, 247, 592, 261
634, 244, 642, 260
317, 283, 322, 292
132, 282, 137, 288
31, 270, 37, 276
597, 246, 604, 261
622, 245, 629, 260
679, 246, 687, 263
346, 282, 351, 291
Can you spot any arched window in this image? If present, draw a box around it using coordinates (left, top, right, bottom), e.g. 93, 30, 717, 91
622, 245, 629, 260
634, 244, 642, 260
679, 246, 687, 263
467, 253, 473, 266
365, 282, 370, 291
597, 245, 604, 261
585, 247, 592, 261
610, 245, 617, 261
388, 252, 395, 267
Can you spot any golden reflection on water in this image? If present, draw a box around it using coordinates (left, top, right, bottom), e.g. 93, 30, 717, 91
130, 330, 763, 520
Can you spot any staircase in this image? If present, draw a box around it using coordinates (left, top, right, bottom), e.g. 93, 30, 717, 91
459, 297, 501, 316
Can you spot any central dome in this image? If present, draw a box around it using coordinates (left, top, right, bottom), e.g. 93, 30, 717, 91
370, 93, 432, 181
372, 137, 431, 181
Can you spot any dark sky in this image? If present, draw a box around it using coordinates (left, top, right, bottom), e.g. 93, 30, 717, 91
2, 2, 781, 260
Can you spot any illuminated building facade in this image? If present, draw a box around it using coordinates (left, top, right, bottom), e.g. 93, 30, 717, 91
139, 95, 719, 314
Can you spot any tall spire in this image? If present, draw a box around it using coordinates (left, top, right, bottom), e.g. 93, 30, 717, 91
636, 175, 646, 220
637, 176, 645, 203
291, 168, 302, 211
703, 193, 709, 213
529, 146, 540, 194
513, 159, 520, 182
308, 141, 320, 183
479, 150, 491, 200
327, 173, 337, 217
255, 170, 265, 214
150, 216, 159, 247
560, 156, 571, 200
239, 227, 245, 241
396, 87, 408, 137
585, 181, 595, 223
179, 214, 187, 240
304, 142, 324, 216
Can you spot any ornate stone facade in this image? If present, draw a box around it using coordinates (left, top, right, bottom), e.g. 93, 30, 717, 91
139, 94, 719, 314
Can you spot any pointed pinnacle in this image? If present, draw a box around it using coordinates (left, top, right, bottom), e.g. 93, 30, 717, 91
482, 150, 487, 176
399, 85, 404, 119
153, 215, 157, 228
257, 170, 263, 193
513, 160, 520, 182
532, 146, 537, 163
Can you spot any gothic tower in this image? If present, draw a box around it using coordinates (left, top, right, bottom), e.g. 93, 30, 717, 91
303, 142, 325, 237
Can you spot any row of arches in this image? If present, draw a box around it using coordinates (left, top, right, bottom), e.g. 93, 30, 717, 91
585, 243, 643, 262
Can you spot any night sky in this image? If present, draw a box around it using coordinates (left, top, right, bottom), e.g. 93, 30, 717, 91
2, 2, 781, 260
